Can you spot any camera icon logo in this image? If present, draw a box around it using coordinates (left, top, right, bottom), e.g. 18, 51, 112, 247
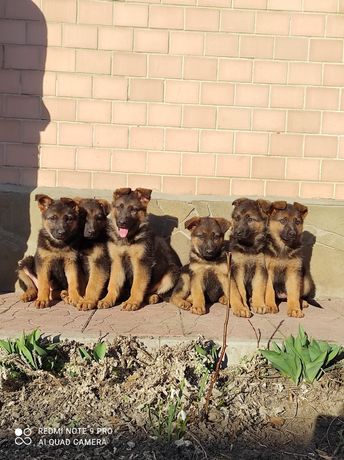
14, 428, 32, 446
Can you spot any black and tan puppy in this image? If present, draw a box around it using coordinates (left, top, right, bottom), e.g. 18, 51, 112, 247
18, 195, 82, 309
73, 198, 111, 311
98, 187, 181, 310
171, 216, 252, 317
230, 198, 271, 316
265, 201, 311, 318
170, 217, 231, 315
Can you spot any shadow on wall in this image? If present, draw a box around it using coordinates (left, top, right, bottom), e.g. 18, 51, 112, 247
0, 0, 49, 291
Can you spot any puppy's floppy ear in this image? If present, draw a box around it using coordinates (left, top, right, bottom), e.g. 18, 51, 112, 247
60, 197, 79, 211
271, 200, 287, 211
257, 199, 272, 216
135, 188, 152, 207
113, 188, 132, 201
232, 197, 248, 207
35, 194, 54, 213
97, 199, 111, 216
293, 202, 308, 218
214, 217, 231, 234
185, 216, 201, 231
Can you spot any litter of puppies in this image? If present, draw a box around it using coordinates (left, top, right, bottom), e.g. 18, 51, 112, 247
18, 190, 314, 318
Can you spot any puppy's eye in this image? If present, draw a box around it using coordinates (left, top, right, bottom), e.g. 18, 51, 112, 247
116, 203, 124, 210
195, 233, 205, 239
48, 215, 57, 221
65, 215, 73, 222
294, 219, 301, 225
279, 217, 288, 225
247, 217, 255, 223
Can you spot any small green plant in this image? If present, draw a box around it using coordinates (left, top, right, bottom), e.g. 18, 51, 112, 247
260, 326, 343, 385
0, 329, 59, 372
146, 379, 188, 441
78, 341, 107, 362
194, 341, 221, 399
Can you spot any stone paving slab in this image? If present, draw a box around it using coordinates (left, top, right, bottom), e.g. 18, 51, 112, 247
0, 293, 343, 363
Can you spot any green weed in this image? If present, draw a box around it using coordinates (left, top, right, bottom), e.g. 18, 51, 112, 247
260, 325, 342, 385
0, 329, 60, 372
146, 379, 188, 441
78, 341, 107, 362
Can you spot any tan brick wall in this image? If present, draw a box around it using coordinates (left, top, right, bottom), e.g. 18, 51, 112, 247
1, 0, 344, 199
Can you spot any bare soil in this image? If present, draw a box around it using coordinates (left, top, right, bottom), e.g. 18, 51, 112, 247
0, 337, 343, 460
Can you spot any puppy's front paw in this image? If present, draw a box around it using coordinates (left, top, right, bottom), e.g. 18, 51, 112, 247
76, 299, 97, 311
231, 305, 252, 318
97, 297, 115, 309
251, 304, 268, 315
35, 298, 50, 309
191, 303, 206, 315
121, 298, 141, 311
288, 307, 304, 318
265, 303, 279, 314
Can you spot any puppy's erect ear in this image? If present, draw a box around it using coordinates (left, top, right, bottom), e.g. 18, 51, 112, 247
135, 188, 152, 207
97, 199, 111, 216
257, 199, 272, 216
293, 202, 308, 218
232, 197, 248, 207
72, 196, 83, 205
60, 197, 79, 212
271, 201, 287, 211
113, 188, 132, 201
185, 216, 201, 231
35, 194, 53, 213
214, 217, 231, 234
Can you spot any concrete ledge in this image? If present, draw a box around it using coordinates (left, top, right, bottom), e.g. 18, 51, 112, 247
1, 184, 344, 298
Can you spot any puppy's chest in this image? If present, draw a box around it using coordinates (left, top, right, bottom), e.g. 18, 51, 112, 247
232, 252, 265, 269
108, 240, 147, 261
190, 261, 227, 279
38, 242, 78, 261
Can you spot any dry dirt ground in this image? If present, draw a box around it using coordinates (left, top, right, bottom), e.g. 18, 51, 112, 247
0, 337, 343, 460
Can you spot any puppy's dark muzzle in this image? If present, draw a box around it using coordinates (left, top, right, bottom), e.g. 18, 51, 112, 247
84, 229, 96, 239
281, 229, 297, 242
201, 248, 220, 261
53, 230, 67, 240
233, 229, 251, 242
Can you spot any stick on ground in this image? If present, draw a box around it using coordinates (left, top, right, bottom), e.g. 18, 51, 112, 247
203, 252, 231, 417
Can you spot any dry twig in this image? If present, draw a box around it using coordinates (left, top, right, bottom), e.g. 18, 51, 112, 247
267, 320, 285, 350
248, 319, 261, 349
203, 252, 231, 417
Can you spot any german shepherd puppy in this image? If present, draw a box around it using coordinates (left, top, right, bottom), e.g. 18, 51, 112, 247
72, 198, 111, 311
229, 198, 271, 316
265, 201, 311, 318
170, 216, 246, 317
18, 195, 82, 309
98, 187, 181, 310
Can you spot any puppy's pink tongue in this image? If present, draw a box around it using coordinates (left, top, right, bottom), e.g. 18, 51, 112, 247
119, 228, 128, 238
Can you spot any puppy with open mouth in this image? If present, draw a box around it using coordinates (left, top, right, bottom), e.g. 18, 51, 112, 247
98, 187, 181, 311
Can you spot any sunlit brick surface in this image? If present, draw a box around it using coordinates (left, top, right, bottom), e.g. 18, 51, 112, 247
1, 0, 344, 199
